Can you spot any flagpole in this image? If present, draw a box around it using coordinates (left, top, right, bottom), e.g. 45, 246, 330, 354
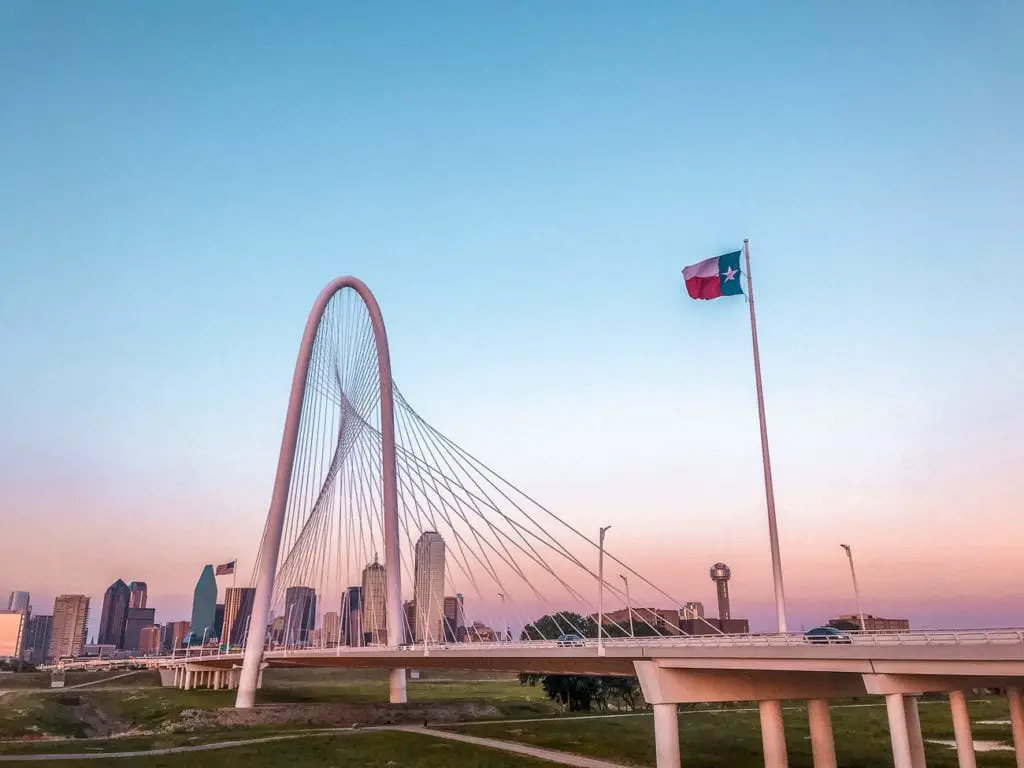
743, 238, 788, 634
232, 559, 237, 590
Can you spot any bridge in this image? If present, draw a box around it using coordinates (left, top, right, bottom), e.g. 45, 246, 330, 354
179, 276, 1024, 768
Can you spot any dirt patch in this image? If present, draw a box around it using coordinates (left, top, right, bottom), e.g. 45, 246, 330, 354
66, 696, 121, 738
176, 701, 502, 731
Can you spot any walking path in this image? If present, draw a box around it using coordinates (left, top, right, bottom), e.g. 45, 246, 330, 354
0, 730, 351, 762
394, 726, 629, 768
0, 726, 629, 766
0, 698, 964, 764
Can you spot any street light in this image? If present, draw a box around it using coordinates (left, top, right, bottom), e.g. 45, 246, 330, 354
497, 593, 507, 644
620, 574, 634, 637
598, 525, 612, 656
840, 544, 866, 632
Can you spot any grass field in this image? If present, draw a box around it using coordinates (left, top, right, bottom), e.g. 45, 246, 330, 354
3, 669, 1020, 767
0, 730, 555, 767
0, 671, 555, 747
450, 696, 1019, 767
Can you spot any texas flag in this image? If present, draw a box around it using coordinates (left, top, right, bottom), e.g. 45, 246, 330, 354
682, 250, 744, 300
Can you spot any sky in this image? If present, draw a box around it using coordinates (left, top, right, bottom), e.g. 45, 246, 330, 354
1, 1, 1022, 637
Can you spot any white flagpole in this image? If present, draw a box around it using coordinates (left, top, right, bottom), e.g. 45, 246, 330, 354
232, 559, 237, 590
743, 238, 788, 634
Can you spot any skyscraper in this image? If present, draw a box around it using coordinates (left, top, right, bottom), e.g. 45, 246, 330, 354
323, 611, 341, 646
443, 594, 466, 642
0, 612, 26, 659
283, 587, 316, 646
7, 591, 30, 613
162, 620, 191, 651
361, 560, 387, 645
189, 565, 218, 644
222, 587, 256, 648
23, 614, 53, 663
709, 563, 732, 622
413, 531, 446, 644
128, 582, 148, 609
50, 595, 90, 659
342, 586, 362, 646
214, 604, 225, 640
403, 600, 416, 643
97, 580, 131, 648
138, 625, 162, 654
123, 608, 156, 651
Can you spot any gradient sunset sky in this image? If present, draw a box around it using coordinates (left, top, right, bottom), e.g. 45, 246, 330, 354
1, 1, 1022, 634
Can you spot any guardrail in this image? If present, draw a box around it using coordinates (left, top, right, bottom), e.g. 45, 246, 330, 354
41, 628, 1024, 670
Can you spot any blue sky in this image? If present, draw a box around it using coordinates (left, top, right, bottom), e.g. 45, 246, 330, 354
1, 1, 1022, 631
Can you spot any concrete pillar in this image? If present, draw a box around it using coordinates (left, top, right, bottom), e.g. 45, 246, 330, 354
807, 699, 836, 768
886, 693, 914, 768
256, 669, 264, 690
389, 668, 407, 704
949, 690, 977, 768
652, 703, 681, 768
184, 669, 192, 691
1007, 686, 1024, 768
214, 670, 223, 690
759, 700, 789, 768
904, 695, 926, 768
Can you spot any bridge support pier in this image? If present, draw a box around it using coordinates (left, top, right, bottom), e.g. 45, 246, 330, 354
807, 699, 836, 768
949, 690, 977, 768
652, 703, 680, 768
904, 696, 926, 768
1007, 686, 1024, 768
759, 700, 788, 768
885, 693, 914, 768
389, 669, 407, 704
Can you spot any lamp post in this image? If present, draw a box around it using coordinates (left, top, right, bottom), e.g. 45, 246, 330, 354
598, 525, 612, 655
620, 574, 634, 637
497, 593, 506, 644
840, 544, 866, 632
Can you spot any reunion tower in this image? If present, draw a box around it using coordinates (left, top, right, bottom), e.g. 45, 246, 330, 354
710, 563, 732, 622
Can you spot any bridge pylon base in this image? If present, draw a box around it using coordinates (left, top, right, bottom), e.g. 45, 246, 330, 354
390, 668, 407, 703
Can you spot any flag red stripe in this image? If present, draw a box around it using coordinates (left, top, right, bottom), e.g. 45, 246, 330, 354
685, 275, 723, 300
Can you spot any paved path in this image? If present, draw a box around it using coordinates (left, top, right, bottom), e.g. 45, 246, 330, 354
393, 727, 629, 767
0, 731, 352, 762
0, 726, 629, 766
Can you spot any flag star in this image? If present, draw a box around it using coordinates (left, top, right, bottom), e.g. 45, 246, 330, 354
723, 266, 738, 281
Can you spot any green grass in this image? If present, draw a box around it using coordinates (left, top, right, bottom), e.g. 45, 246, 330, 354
0, 731, 554, 767
0, 670, 161, 692
0, 677, 555, 746
449, 697, 1019, 768
0, 695, 88, 740
260, 677, 556, 718
0, 727, 332, 756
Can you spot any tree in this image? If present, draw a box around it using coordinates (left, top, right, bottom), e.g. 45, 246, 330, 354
519, 673, 644, 712
600, 676, 642, 711
520, 611, 597, 641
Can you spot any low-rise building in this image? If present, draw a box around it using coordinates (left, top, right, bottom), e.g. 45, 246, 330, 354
829, 614, 910, 632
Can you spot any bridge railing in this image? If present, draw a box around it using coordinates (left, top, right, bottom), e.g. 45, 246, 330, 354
39, 628, 1024, 670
